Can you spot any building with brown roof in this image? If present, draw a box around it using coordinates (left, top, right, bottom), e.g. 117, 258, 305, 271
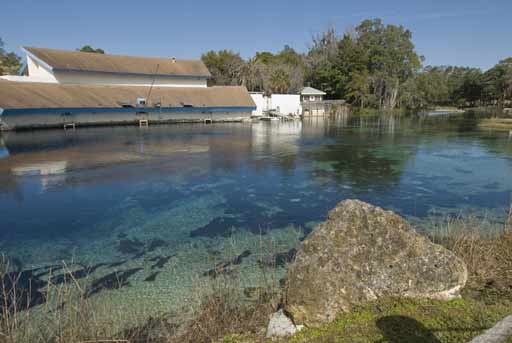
2, 47, 211, 88
0, 47, 255, 130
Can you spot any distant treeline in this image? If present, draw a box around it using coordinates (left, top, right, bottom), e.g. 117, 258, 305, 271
201, 19, 512, 111
1, 19, 511, 111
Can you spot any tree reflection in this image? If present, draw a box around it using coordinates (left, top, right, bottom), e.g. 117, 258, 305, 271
308, 122, 417, 192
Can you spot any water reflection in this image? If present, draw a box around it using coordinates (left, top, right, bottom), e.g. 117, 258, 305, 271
0, 138, 8, 159
0, 117, 510, 248
308, 131, 415, 192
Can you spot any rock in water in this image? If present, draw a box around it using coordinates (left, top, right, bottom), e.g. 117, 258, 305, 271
266, 309, 302, 338
284, 200, 468, 326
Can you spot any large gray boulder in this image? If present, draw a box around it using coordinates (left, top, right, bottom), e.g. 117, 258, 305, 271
469, 315, 512, 343
284, 200, 468, 327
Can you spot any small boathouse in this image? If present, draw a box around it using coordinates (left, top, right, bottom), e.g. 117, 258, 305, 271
0, 47, 256, 130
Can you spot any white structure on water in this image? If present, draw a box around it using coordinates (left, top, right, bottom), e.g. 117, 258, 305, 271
249, 92, 301, 117
301, 87, 327, 116
250, 87, 327, 117
0, 47, 255, 130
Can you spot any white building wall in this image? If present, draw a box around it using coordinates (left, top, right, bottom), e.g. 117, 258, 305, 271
250, 93, 265, 116
1, 55, 62, 83
270, 94, 301, 116
249, 93, 302, 117
27, 56, 58, 81
52, 71, 207, 87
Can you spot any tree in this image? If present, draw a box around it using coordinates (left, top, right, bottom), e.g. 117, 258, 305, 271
201, 47, 304, 94
201, 50, 245, 86
484, 58, 512, 110
346, 71, 370, 109
0, 38, 22, 76
268, 68, 291, 94
78, 45, 105, 54
305, 28, 346, 99
240, 58, 265, 92
252, 47, 305, 94
304, 19, 421, 109
354, 19, 421, 109
452, 68, 484, 107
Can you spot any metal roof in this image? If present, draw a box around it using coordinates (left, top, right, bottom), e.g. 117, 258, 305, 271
0, 80, 254, 110
301, 87, 326, 95
23, 47, 211, 78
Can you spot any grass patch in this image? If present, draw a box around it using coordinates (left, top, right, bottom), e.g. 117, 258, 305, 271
288, 298, 511, 343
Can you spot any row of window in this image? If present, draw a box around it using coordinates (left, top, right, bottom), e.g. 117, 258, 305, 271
302, 95, 322, 102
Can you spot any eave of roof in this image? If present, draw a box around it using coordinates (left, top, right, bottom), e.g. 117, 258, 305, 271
50, 68, 210, 79
301, 87, 326, 95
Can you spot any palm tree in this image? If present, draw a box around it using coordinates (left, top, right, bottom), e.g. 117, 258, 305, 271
268, 68, 290, 94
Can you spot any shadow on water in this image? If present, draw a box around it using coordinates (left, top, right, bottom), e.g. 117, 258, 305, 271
376, 315, 441, 343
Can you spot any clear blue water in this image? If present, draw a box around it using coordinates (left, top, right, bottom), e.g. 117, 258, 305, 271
0, 114, 511, 318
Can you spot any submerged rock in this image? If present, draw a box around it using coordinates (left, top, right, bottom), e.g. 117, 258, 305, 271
118, 238, 144, 255
285, 199, 468, 326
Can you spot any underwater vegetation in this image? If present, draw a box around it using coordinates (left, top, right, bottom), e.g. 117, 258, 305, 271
258, 248, 297, 268
149, 255, 174, 270
118, 238, 145, 255
86, 268, 143, 297
203, 250, 252, 278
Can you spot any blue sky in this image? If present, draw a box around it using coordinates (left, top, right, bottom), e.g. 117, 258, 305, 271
1, 0, 510, 70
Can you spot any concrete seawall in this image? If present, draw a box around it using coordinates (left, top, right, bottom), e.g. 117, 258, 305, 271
0, 110, 252, 130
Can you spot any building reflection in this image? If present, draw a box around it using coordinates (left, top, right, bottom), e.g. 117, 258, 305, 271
250, 121, 303, 172
0, 125, 264, 193
0, 138, 9, 159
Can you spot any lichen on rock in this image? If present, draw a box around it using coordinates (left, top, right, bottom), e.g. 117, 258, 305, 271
284, 199, 468, 327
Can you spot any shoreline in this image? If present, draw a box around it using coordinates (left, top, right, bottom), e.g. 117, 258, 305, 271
478, 118, 512, 131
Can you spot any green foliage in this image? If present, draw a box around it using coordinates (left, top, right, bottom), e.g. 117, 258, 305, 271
78, 45, 105, 54
268, 68, 291, 94
201, 50, 245, 86
0, 38, 22, 76
401, 66, 486, 109
483, 57, 512, 109
199, 19, 509, 109
305, 19, 421, 109
346, 70, 370, 108
204, 46, 304, 94
221, 298, 511, 343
